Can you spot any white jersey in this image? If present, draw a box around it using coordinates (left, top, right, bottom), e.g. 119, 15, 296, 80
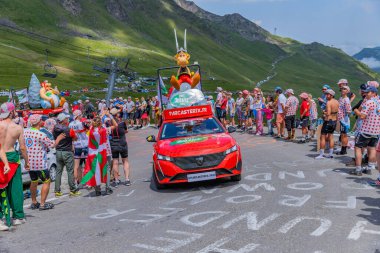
69, 120, 88, 149
277, 94, 287, 113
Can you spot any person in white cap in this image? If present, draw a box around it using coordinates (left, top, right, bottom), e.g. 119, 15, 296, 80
0, 102, 29, 228
337, 79, 356, 103
284, 89, 299, 140
24, 114, 65, 211
98, 99, 106, 113
69, 110, 90, 188
53, 113, 80, 197
77, 100, 83, 112
215, 87, 224, 120
84, 99, 96, 119
316, 89, 339, 159
336, 85, 352, 155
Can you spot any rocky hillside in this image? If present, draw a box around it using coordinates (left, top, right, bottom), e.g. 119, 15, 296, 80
0, 0, 378, 96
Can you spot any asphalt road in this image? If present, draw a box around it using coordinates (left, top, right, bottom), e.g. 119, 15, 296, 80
1, 128, 380, 253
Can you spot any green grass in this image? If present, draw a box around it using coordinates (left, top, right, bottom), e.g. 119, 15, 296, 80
0, 0, 378, 99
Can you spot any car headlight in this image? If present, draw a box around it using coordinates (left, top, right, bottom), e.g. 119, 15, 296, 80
224, 145, 237, 155
157, 154, 172, 161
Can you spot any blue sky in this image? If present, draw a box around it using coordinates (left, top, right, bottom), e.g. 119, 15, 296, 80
192, 0, 380, 55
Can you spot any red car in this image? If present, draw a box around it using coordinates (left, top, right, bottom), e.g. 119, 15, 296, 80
147, 105, 242, 189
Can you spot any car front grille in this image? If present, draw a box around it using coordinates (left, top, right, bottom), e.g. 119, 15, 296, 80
172, 152, 225, 170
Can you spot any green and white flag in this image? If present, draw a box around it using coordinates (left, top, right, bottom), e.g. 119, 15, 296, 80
15, 88, 28, 103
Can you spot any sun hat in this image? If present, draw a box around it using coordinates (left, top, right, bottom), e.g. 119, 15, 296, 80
285, 89, 294, 95
78, 100, 82, 103
242, 90, 249, 95
127, 96, 131, 99
367, 81, 379, 88
73, 110, 82, 119
28, 114, 42, 126
324, 89, 335, 96
337, 79, 348, 85
299, 92, 309, 99
216, 87, 223, 92
238, 91, 242, 94
341, 86, 350, 92
0, 102, 15, 119
57, 113, 70, 122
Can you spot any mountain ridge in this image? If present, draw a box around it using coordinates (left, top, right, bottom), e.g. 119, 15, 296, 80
0, 0, 378, 97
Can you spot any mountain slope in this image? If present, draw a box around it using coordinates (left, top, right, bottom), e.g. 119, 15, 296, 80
0, 0, 377, 96
353, 47, 380, 73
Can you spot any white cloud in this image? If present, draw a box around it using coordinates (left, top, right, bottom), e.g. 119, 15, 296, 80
253, 19, 262, 26
195, 0, 287, 3
360, 57, 380, 69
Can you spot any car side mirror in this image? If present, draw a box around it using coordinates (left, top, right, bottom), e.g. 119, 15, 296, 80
146, 135, 157, 142
227, 126, 236, 133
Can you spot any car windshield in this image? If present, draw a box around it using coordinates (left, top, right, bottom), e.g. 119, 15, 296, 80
160, 117, 224, 140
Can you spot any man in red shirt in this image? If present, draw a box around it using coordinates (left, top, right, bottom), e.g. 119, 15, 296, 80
299, 93, 310, 143
219, 92, 228, 127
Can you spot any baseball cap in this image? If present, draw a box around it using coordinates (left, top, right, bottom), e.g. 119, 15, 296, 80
28, 114, 42, 125
73, 110, 82, 119
242, 90, 249, 95
0, 102, 15, 119
127, 96, 131, 99
341, 86, 350, 92
322, 84, 330, 90
119, 97, 123, 100
337, 79, 348, 85
360, 83, 368, 91
78, 100, 82, 103
274, 86, 282, 92
324, 89, 335, 96
238, 91, 242, 94
57, 113, 70, 122
364, 86, 378, 93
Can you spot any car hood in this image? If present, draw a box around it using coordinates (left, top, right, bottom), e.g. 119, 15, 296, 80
157, 133, 235, 157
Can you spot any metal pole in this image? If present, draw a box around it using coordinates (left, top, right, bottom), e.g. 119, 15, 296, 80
106, 59, 117, 108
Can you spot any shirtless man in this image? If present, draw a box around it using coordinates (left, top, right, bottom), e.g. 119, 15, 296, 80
316, 89, 339, 159
0, 102, 29, 227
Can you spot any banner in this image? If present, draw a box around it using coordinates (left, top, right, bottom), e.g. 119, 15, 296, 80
15, 88, 28, 103
163, 104, 212, 120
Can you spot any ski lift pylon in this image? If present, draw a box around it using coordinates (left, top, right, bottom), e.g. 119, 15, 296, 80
42, 49, 57, 78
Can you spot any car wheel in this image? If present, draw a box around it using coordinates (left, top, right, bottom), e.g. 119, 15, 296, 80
49, 165, 57, 182
230, 174, 241, 182
152, 170, 166, 190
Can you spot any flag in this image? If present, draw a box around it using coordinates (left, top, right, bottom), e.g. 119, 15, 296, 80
7, 90, 14, 103
81, 127, 108, 187
0, 161, 20, 189
157, 75, 168, 106
15, 88, 28, 103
